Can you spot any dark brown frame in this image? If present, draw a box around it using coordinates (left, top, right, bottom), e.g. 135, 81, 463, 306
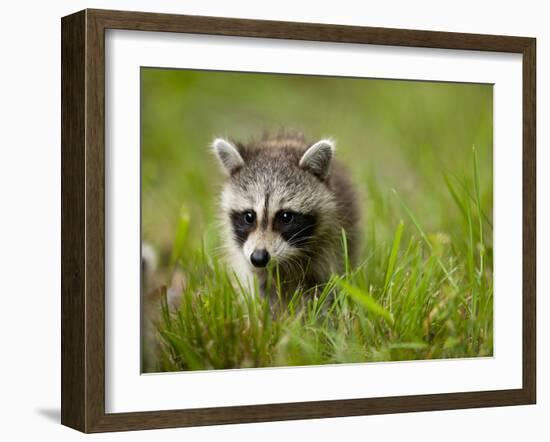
61, 8, 536, 433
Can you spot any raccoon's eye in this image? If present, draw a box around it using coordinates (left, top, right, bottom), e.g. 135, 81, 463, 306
244, 211, 256, 224
280, 211, 294, 224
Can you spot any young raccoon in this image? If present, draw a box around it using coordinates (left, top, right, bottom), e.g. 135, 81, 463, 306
213, 132, 359, 301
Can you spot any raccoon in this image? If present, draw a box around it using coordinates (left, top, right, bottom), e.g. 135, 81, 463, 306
212, 132, 360, 301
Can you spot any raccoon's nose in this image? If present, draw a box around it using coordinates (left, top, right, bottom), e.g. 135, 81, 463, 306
250, 249, 270, 268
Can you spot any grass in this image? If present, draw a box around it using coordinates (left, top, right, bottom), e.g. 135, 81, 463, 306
150, 148, 492, 372
141, 68, 493, 372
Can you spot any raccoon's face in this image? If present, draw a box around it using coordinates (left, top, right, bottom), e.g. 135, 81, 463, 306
213, 137, 337, 270
229, 206, 317, 268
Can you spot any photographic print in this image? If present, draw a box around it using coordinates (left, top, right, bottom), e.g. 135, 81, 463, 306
61, 9, 536, 431
140, 68, 493, 373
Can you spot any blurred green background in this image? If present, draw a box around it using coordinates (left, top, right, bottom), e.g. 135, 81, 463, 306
141, 67, 492, 259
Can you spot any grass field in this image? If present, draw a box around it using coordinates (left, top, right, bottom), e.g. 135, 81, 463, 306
141, 68, 493, 372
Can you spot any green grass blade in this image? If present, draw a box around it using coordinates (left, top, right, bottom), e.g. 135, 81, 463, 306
449, 172, 493, 230
384, 220, 404, 293
472, 145, 485, 278
466, 193, 476, 288
169, 205, 190, 266
388, 342, 428, 350
340, 228, 350, 276
337, 280, 394, 325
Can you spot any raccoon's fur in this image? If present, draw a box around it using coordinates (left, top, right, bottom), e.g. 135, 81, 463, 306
213, 132, 360, 301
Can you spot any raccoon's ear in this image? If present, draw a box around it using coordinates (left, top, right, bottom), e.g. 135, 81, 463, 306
299, 139, 334, 181
211, 138, 245, 175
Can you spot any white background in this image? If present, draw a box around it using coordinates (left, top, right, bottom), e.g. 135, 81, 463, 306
0, 0, 547, 440
106, 31, 523, 412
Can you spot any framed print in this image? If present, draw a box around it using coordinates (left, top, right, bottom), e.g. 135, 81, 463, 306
61, 9, 536, 433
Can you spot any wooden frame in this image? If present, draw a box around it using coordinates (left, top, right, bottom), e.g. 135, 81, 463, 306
61, 8, 536, 433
